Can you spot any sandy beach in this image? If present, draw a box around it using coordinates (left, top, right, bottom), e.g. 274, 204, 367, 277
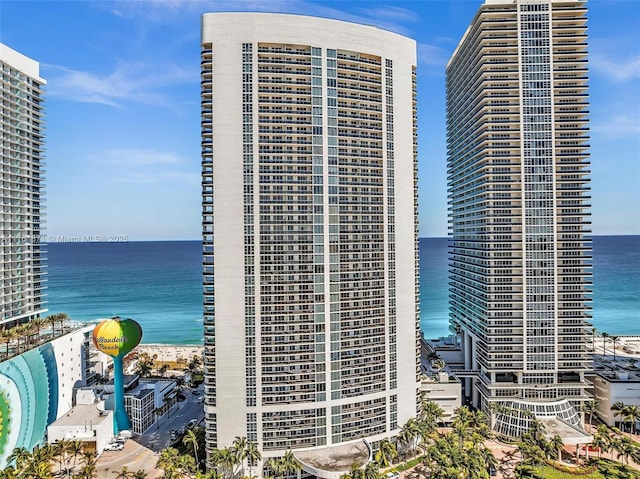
136, 344, 203, 363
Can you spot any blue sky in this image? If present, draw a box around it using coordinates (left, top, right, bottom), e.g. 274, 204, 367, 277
2, 0, 638, 240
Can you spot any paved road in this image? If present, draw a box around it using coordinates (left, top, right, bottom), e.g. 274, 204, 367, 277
96, 385, 204, 478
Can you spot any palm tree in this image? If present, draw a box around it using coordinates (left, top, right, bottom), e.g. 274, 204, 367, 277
232, 436, 249, 475
397, 418, 421, 457
115, 466, 133, 479
183, 429, 200, 469
611, 335, 620, 362
78, 449, 97, 479
136, 353, 154, 377
46, 314, 58, 337
581, 400, 600, 430
363, 462, 380, 479
592, 426, 611, 460
0, 328, 12, 359
549, 435, 564, 461
218, 447, 238, 479
157, 447, 183, 479
55, 312, 71, 334
7, 447, 32, 471
601, 332, 610, 356
611, 401, 625, 429
615, 436, 635, 465
264, 457, 281, 479
342, 463, 365, 479
245, 441, 262, 479
479, 445, 499, 476
68, 439, 84, 473
159, 363, 169, 377
175, 376, 186, 409
374, 438, 397, 467
622, 404, 640, 435
419, 395, 444, 424
280, 450, 301, 476
590, 327, 598, 352
31, 316, 47, 344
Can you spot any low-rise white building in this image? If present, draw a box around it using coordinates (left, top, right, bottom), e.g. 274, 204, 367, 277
420, 335, 462, 422
419, 373, 461, 423
124, 379, 177, 434
591, 354, 640, 427
47, 403, 113, 454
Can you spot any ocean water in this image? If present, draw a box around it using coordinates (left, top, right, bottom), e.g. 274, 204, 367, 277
46, 236, 640, 344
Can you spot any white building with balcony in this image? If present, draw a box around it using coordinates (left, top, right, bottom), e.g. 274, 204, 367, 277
446, 0, 592, 440
0, 44, 47, 328
201, 13, 419, 477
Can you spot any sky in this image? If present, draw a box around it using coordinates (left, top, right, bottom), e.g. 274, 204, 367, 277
1, 0, 639, 240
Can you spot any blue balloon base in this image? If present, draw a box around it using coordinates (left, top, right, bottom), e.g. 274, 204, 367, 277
112, 355, 132, 434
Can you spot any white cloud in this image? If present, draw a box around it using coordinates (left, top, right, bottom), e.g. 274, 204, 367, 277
418, 43, 449, 68
89, 148, 199, 185
95, 148, 185, 166
45, 62, 197, 108
592, 114, 640, 140
102, 0, 417, 36
590, 54, 640, 82
357, 6, 420, 24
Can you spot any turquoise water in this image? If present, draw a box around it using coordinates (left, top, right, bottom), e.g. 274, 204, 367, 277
46, 236, 640, 344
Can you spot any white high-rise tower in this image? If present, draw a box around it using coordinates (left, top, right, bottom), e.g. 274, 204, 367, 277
447, 0, 592, 440
201, 13, 419, 477
0, 44, 47, 328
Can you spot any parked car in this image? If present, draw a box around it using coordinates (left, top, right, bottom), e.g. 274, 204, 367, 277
187, 419, 198, 429
191, 390, 200, 395
170, 429, 178, 440
105, 442, 124, 451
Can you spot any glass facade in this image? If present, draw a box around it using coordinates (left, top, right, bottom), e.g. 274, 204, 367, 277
446, 0, 592, 439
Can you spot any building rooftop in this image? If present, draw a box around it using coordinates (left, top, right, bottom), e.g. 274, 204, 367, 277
593, 354, 640, 382
539, 417, 592, 446
50, 404, 110, 428
294, 441, 370, 479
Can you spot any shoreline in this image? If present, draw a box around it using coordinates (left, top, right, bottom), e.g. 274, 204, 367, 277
136, 344, 203, 363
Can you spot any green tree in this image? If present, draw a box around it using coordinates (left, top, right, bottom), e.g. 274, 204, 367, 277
611, 335, 620, 362
245, 440, 262, 479
363, 462, 380, 479
592, 425, 611, 459
7, 447, 31, 471
581, 400, 599, 430
622, 404, 640, 435
611, 401, 626, 429
218, 447, 238, 479
136, 353, 154, 377
157, 447, 183, 479
183, 429, 201, 470
374, 438, 397, 467
601, 332, 610, 356
549, 435, 564, 461
281, 450, 301, 476
115, 466, 133, 479
614, 436, 635, 465
341, 463, 365, 479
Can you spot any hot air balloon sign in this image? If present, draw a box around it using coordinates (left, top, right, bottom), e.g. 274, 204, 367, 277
92, 317, 142, 434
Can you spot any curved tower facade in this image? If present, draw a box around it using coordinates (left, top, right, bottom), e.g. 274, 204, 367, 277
201, 13, 419, 472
